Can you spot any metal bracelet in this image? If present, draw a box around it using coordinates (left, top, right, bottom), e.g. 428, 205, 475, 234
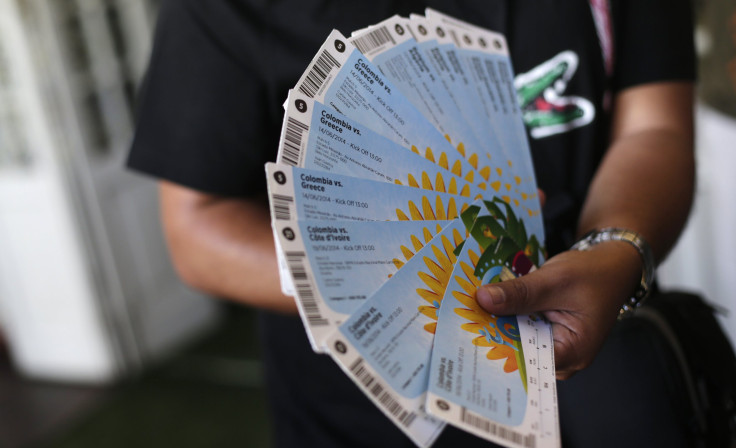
571, 227, 655, 318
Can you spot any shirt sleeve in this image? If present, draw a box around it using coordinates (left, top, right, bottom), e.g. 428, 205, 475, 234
611, 0, 697, 92
127, 0, 277, 197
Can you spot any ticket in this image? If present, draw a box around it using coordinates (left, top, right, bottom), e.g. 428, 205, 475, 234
424, 12, 513, 147
265, 163, 477, 223
349, 16, 491, 179
273, 219, 449, 351
404, 16, 540, 223
268, 163, 543, 300
345, 19, 540, 237
406, 14, 501, 158
324, 216, 474, 447
460, 34, 536, 190
426, 200, 558, 448
407, 14, 542, 227
273, 87, 481, 297
425, 10, 539, 193
407, 15, 510, 180
275, 238, 296, 297
277, 89, 481, 199
293, 30, 483, 190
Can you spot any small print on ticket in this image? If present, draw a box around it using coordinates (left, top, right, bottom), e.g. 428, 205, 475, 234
324, 214, 478, 447
273, 219, 451, 352
426, 200, 559, 448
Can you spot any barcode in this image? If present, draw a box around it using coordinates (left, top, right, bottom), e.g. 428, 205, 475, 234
272, 194, 293, 220
298, 49, 341, 98
460, 407, 536, 448
352, 26, 395, 55
286, 251, 328, 326
280, 117, 309, 166
349, 358, 417, 428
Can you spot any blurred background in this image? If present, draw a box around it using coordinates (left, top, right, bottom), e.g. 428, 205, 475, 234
0, 1, 733, 447
0, 1, 270, 446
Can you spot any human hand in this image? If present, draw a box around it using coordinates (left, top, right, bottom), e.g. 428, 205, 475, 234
475, 240, 642, 380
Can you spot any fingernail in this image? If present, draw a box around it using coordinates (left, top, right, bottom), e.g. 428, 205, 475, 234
477, 286, 505, 306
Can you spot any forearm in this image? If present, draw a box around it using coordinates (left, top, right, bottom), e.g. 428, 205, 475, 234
477, 82, 696, 377
578, 82, 695, 262
160, 181, 297, 314
579, 129, 695, 261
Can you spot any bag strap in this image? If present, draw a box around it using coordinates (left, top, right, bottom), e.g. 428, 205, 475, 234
636, 292, 736, 445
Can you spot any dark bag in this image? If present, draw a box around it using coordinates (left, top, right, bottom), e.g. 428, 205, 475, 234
634, 292, 736, 447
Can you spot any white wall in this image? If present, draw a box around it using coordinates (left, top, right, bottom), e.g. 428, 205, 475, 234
658, 104, 736, 348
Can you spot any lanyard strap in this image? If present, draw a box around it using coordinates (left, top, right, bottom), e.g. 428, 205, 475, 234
589, 0, 615, 77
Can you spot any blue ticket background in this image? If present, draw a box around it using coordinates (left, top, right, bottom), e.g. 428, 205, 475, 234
267, 14, 559, 448
352, 18, 487, 161
275, 219, 450, 317
429, 210, 527, 426
323, 217, 476, 447
278, 90, 481, 199
266, 163, 477, 223
426, 199, 559, 447
331, 217, 469, 398
294, 30, 482, 189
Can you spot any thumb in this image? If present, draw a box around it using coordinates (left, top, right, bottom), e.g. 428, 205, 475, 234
475, 270, 550, 316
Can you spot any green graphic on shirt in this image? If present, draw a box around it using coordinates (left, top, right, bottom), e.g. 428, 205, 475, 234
514, 51, 595, 139
517, 61, 569, 109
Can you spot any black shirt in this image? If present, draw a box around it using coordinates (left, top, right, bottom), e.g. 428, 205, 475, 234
129, 0, 695, 254
128, 1, 695, 446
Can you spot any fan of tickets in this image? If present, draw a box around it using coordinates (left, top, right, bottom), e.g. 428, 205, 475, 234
266, 10, 560, 448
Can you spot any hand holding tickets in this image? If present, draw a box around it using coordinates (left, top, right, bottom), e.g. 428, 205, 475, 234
265, 9, 559, 448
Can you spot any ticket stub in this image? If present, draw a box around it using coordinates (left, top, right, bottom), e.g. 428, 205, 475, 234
265, 163, 476, 223
426, 200, 558, 448
277, 89, 480, 199
325, 215, 475, 447
293, 30, 483, 189
273, 219, 449, 351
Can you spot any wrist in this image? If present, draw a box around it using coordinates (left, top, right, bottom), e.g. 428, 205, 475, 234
571, 228, 655, 317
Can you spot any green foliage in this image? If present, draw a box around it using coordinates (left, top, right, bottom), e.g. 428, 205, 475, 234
463, 197, 544, 280
460, 204, 481, 231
